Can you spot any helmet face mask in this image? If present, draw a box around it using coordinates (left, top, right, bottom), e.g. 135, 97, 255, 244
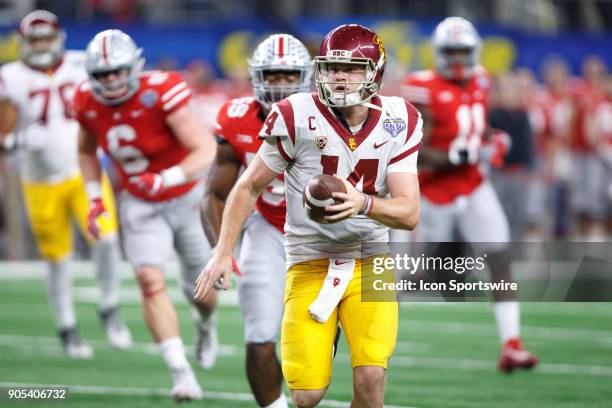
248, 34, 312, 110
19, 10, 65, 69
314, 24, 386, 108
85, 29, 145, 106
91, 68, 131, 99
252, 69, 307, 108
315, 57, 379, 107
432, 17, 481, 81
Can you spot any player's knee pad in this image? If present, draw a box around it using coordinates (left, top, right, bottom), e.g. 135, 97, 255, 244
135, 267, 165, 295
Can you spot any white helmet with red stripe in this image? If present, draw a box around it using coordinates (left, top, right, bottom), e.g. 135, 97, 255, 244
248, 34, 312, 110
432, 17, 481, 81
18, 10, 65, 69
85, 29, 144, 105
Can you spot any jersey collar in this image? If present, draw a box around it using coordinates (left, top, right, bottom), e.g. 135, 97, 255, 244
312, 93, 383, 152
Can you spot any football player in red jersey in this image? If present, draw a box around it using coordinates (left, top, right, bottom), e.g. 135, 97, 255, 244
403, 17, 537, 372
74, 30, 217, 401
571, 56, 609, 240
201, 33, 312, 408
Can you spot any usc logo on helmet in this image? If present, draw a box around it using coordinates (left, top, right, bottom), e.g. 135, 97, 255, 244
373, 35, 386, 64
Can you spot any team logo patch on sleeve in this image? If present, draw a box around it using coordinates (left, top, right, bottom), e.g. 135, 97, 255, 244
140, 90, 159, 108
383, 118, 406, 137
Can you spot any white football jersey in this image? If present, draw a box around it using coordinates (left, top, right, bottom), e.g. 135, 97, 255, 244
0, 51, 87, 182
258, 92, 422, 267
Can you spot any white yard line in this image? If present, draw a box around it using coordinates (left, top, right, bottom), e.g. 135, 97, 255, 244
0, 381, 416, 408
388, 355, 612, 376
2, 334, 611, 378
0, 334, 240, 357
399, 319, 612, 341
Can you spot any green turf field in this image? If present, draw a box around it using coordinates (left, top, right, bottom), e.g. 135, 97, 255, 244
1, 262, 611, 407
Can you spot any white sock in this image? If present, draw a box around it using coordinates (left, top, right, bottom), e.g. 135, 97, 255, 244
159, 337, 190, 371
493, 301, 520, 344
45, 258, 76, 329
92, 234, 121, 311
263, 393, 288, 408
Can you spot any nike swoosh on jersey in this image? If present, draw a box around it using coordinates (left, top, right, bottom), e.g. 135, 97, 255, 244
334, 260, 350, 265
373, 141, 389, 149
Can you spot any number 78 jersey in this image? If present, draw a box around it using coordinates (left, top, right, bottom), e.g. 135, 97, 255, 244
0, 51, 87, 182
258, 92, 422, 267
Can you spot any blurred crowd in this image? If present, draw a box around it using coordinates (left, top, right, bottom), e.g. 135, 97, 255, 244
486, 56, 611, 242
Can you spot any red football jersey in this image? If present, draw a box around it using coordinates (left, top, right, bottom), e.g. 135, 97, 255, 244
403, 68, 492, 204
587, 93, 612, 147
571, 79, 606, 152
73, 71, 196, 201
214, 97, 286, 233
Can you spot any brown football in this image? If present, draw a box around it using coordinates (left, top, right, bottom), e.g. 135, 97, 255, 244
302, 174, 347, 223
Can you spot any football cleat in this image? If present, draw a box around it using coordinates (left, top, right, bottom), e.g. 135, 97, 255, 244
170, 366, 203, 402
59, 327, 94, 359
498, 337, 538, 373
100, 307, 132, 350
194, 313, 218, 370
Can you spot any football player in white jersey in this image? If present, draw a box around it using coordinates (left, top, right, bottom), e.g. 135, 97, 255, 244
202, 34, 312, 408
196, 24, 422, 407
0, 10, 131, 358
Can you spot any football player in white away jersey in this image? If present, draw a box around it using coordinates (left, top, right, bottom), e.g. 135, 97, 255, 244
196, 24, 422, 408
0, 10, 131, 358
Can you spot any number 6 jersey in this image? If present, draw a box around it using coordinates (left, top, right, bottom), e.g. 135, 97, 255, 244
0, 51, 86, 183
73, 70, 196, 201
257, 92, 422, 267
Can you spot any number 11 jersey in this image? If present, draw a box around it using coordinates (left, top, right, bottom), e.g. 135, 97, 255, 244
403, 67, 492, 204
258, 92, 422, 267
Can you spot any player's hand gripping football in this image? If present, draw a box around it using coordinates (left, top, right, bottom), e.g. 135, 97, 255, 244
324, 176, 367, 222
87, 198, 107, 240
129, 172, 164, 197
194, 252, 233, 301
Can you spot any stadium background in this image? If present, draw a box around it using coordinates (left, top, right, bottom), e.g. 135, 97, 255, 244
0, 0, 611, 407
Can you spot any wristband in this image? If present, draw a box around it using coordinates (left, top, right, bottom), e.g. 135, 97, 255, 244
85, 181, 103, 200
161, 165, 187, 187
359, 194, 373, 215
